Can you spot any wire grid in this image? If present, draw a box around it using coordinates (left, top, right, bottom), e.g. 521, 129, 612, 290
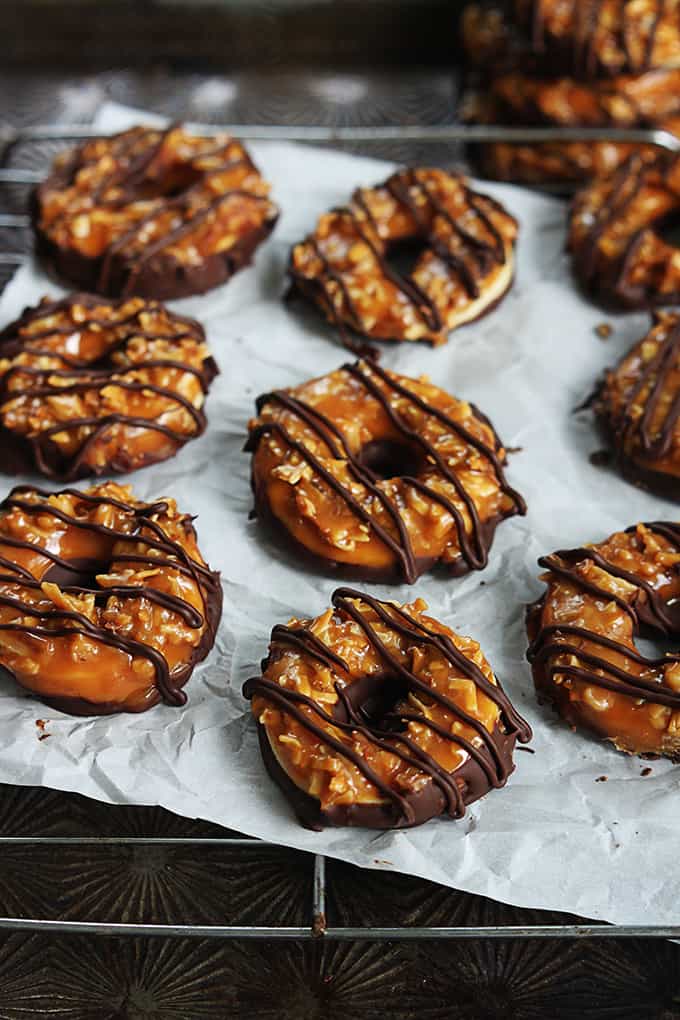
0, 124, 678, 942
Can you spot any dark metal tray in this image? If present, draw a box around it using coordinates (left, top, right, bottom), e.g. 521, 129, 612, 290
0, 68, 679, 1019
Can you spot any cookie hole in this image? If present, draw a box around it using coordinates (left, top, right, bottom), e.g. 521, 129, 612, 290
358, 438, 424, 481
337, 672, 410, 733
384, 237, 427, 281
636, 633, 678, 659
655, 212, 680, 249
44, 557, 108, 592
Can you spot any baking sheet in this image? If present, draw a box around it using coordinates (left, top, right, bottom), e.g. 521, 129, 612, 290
0, 101, 677, 926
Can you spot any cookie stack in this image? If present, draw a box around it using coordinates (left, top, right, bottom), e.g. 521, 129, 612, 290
460, 0, 680, 185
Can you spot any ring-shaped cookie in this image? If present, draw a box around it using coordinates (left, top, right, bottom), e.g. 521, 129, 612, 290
289, 168, 518, 347
33, 124, 279, 300
569, 152, 680, 308
245, 587, 532, 829
0, 482, 221, 715
594, 311, 680, 498
246, 360, 526, 583
528, 523, 680, 759
0, 294, 217, 480
515, 0, 680, 78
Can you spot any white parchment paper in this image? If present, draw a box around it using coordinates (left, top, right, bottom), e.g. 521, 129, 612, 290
0, 102, 678, 926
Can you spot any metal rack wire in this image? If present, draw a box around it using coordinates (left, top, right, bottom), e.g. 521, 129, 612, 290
0, 123, 678, 941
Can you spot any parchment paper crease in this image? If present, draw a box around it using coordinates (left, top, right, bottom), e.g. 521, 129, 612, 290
0, 102, 677, 926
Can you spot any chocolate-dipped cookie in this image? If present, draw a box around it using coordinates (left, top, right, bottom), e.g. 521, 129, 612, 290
245, 588, 532, 829
528, 523, 680, 760
33, 124, 279, 300
569, 152, 680, 308
289, 168, 518, 348
246, 360, 526, 583
0, 482, 222, 715
514, 0, 680, 79
594, 312, 680, 498
463, 1, 680, 80
0, 293, 217, 480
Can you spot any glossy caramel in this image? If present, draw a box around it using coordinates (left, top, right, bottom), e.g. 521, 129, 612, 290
290, 168, 517, 346
36, 125, 276, 270
0, 295, 213, 477
569, 152, 680, 307
0, 483, 214, 712
248, 363, 522, 579
529, 525, 680, 758
596, 311, 680, 488
253, 594, 505, 810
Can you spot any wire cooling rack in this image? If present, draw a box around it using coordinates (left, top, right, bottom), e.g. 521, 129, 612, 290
0, 122, 679, 941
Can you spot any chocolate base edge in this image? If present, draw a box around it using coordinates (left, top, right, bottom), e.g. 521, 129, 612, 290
32, 184, 279, 301
568, 212, 680, 313
249, 474, 516, 584
0, 421, 215, 483
256, 718, 518, 831
286, 247, 516, 348
0, 335, 219, 482
0, 567, 223, 718
526, 596, 680, 762
247, 390, 524, 584
593, 399, 680, 503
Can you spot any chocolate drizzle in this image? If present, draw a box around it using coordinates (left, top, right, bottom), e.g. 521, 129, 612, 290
528, 524, 680, 712
245, 588, 531, 827
574, 152, 648, 288
570, 147, 680, 308
617, 317, 680, 460
592, 314, 680, 497
0, 484, 221, 711
289, 168, 513, 349
246, 361, 526, 583
34, 125, 279, 300
526, 0, 668, 77
0, 294, 217, 481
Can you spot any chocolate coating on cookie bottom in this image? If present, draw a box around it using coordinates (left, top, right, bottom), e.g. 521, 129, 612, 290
0, 293, 217, 481
33, 125, 279, 301
593, 312, 680, 499
245, 588, 531, 830
528, 523, 680, 759
246, 361, 525, 583
0, 485, 222, 714
289, 168, 517, 348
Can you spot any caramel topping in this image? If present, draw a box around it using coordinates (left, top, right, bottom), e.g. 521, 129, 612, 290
0, 294, 215, 480
246, 361, 525, 582
595, 311, 680, 485
489, 68, 680, 126
289, 167, 517, 348
515, 0, 680, 78
464, 1, 680, 79
245, 589, 531, 819
35, 124, 278, 297
569, 152, 680, 308
0, 482, 220, 712
529, 523, 680, 758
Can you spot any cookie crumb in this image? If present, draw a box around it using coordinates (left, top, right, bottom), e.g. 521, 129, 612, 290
35, 719, 50, 741
595, 775, 608, 782
595, 322, 613, 339
641, 767, 652, 777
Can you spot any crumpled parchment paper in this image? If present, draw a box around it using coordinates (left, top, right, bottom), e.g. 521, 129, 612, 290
0, 102, 677, 926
